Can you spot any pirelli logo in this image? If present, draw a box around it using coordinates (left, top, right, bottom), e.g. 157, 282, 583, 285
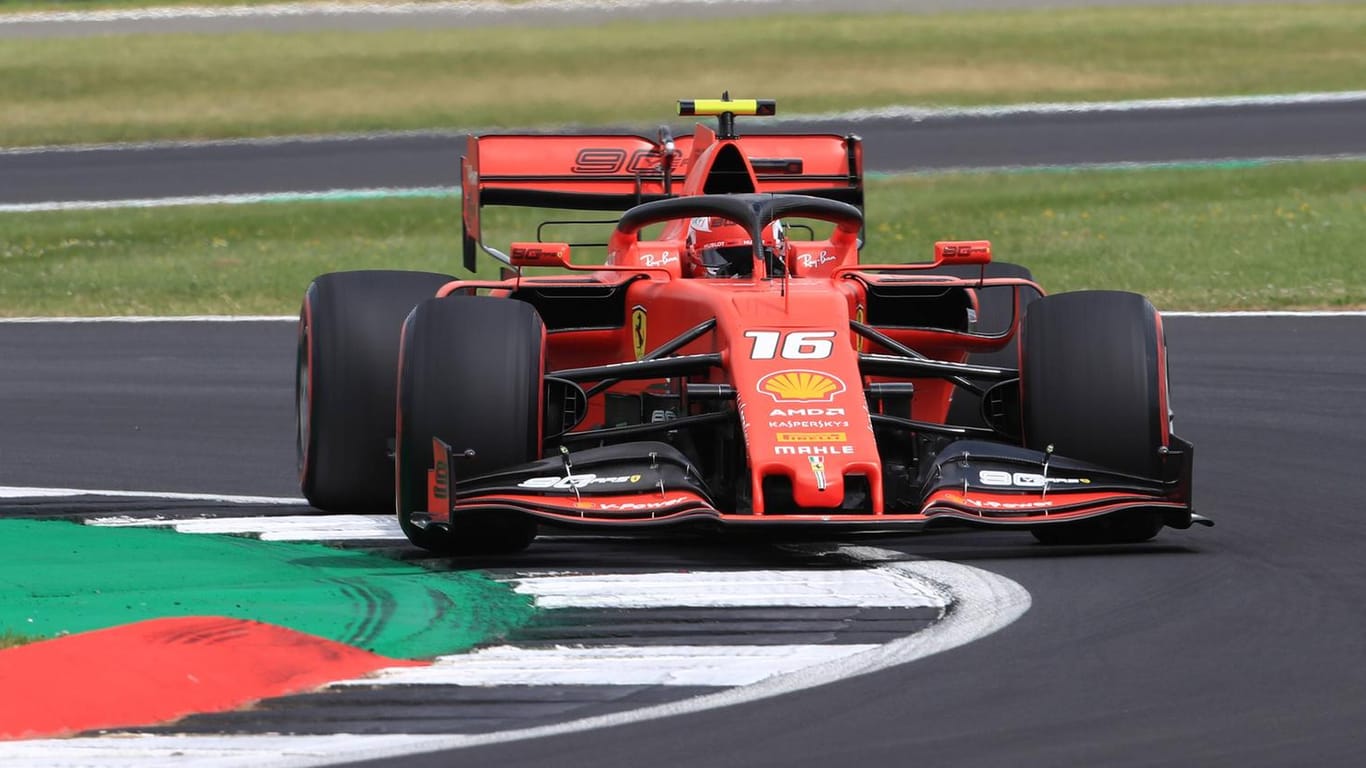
775, 432, 847, 443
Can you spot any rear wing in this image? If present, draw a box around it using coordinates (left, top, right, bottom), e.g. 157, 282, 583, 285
460, 130, 864, 272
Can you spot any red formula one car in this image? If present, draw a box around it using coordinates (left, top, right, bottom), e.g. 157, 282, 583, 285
296, 97, 1207, 554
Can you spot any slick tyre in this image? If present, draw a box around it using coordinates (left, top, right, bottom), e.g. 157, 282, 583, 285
927, 262, 1040, 430
297, 270, 453, 513
1019, 290, 1169, 545
396, 296, 544, 555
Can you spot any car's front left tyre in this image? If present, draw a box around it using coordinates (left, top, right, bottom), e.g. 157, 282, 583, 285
1018, 290, 1170, 545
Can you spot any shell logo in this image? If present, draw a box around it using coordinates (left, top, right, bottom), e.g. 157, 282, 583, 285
757, 370, 846, 403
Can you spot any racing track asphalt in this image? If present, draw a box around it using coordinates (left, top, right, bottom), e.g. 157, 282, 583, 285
5, 97, 1366, 204
2, 316, 1365, 766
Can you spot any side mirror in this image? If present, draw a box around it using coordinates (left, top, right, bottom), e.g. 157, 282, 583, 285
934, 240, 992, 266
509, 242, 572, 269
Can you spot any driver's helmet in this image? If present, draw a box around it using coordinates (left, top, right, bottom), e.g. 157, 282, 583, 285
686, 217, 785, 277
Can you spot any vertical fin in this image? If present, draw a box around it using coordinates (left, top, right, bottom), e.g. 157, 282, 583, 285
427, 437, 454, 524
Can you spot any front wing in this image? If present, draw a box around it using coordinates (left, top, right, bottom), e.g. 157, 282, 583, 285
419, 439, 1207, 535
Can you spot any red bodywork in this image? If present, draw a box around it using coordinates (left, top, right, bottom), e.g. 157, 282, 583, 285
418, 102, 1197, 536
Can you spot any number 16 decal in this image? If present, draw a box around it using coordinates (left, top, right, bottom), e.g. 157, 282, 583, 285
745, 330, 836, 360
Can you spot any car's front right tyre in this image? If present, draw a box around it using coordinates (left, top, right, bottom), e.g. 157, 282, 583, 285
395, 295, 544, 555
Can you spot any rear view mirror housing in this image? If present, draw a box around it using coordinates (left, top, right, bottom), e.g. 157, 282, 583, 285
509, 242, 572, 269
934, 240, 992, 266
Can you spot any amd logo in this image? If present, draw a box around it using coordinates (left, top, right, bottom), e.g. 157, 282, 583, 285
769, 408, 845, 417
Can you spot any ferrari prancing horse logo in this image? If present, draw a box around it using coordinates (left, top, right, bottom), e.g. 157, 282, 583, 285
809, 456, 828, 491
631, 305, 647, 360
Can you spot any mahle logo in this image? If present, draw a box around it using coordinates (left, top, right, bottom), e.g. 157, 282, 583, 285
757, 370, 846, 403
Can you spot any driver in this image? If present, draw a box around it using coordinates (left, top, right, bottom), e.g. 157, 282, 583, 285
685, 217, 786, 278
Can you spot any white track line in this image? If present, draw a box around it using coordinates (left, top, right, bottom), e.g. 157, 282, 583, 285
510, 568, 947, 609
888, 152, 1366, 178
78, 513, 638, 543
0, 131, 469, 157
0, 315, 295, 323
1161, 310, 1366, 317
85, 513, 404, 540
790, 90, 1366, 123
0, 187, 453, 212
0, 486, 305, 504
0, 0, 803, 25
341, 643, 886, 687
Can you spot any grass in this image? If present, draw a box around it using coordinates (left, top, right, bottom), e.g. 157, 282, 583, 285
0, 629, 39, 649
2, 4, 1364, 146
2, 159, 1362, 315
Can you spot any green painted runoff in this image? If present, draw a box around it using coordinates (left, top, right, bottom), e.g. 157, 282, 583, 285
0, 519, 536, 658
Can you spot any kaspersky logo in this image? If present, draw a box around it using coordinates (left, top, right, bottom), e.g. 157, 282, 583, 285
756, 370, 846, 403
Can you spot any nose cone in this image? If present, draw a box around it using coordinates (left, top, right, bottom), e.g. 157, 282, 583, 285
722, 286, 882, 514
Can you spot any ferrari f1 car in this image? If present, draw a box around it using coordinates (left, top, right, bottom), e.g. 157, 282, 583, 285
296, 97, 1207, 554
